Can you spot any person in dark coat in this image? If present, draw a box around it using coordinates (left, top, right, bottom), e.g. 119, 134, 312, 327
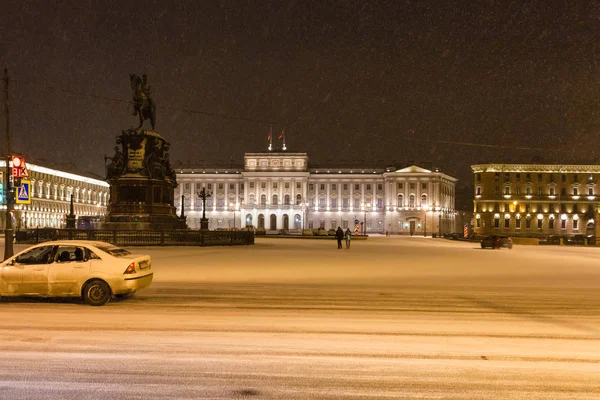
335, 226, 344, 249
345, 228, 352, 249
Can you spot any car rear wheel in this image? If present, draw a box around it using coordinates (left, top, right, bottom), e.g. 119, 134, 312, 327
83, 280, 111, 306
481, 243, 485, 248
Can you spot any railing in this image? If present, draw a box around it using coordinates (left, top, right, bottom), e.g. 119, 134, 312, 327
15, 228, 255, 247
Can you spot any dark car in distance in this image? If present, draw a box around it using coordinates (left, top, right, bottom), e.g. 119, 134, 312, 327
481, 235, 513, 249
539, 235, 562, 245
564, 234, 591, 245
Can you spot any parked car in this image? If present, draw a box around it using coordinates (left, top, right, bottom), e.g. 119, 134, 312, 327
539, 235, 562, 245
0, 240, 153, 306
480, 235, 513, 249
564, 235, 587, 245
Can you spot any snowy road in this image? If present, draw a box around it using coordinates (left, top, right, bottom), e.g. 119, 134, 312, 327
1, 237, 599, 399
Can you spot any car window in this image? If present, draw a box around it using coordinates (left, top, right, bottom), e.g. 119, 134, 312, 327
96, 245, 131, 257
55, 246, 88, 262
85, 248, 101, 260
15, 246, 55, 265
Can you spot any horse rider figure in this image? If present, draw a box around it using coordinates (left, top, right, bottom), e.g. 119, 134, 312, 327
130, 73, 156, 130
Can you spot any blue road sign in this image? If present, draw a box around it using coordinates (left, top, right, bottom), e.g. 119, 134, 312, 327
16, 179, 31, 204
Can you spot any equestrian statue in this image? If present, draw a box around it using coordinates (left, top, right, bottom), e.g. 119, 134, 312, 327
130, 73, 156, 129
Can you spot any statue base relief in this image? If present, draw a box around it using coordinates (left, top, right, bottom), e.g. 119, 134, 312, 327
103, 129, 186, 230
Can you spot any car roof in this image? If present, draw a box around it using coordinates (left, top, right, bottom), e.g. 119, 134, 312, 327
33, 240, 117, 248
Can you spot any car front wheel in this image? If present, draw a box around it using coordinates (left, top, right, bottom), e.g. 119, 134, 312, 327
83, 280, 111, 306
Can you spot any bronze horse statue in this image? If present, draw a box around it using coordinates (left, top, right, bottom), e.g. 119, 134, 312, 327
130, 74, 156, 129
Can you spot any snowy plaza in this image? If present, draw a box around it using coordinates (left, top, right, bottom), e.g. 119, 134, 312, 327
0, 236, 599, 399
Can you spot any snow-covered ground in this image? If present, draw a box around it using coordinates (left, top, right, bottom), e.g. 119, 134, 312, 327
0, 237, 599, 399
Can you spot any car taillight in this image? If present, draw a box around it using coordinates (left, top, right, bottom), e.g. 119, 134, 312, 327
123, 262, 136, 274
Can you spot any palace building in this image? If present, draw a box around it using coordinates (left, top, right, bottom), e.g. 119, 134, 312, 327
0, 160, 109, 230
175, 152, 457, 235
472, 163, 600, 238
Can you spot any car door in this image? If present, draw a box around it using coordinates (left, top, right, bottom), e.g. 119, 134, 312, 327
49, 246, 91, 295
17, 245, 55, 295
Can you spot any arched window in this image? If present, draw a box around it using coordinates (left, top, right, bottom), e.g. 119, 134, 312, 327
409, 195, 415, 208
260, 194, 266, 205
245, 213, 253, 227
421, 194, 427, 207
397, 194, 404, 207
296, 194, 302, 205
272, 194, 278, 205
284, 194, 290, 205
248, 194, 255, 205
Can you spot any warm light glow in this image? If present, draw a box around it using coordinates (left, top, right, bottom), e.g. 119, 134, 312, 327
503, 195, 511, 199
572, 196, 580, 200
561, 214, 567, 220
537, 214, 543, 220
548, 195, 556, 199
475, 214, 481, 219
504, 213, 510, 219
525, 195, 532, 199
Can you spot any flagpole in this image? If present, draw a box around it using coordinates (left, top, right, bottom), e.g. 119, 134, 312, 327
268, 124, 273, 151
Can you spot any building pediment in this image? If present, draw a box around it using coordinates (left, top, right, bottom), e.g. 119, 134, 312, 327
395, 165, 432, 173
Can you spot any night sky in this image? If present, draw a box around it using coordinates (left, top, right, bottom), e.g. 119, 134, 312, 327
1, 0, 599, 185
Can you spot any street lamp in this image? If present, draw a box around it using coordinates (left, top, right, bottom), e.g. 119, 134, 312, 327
229, 202, 239, 229
423, 204, 429, 237
363, 202, 371, 235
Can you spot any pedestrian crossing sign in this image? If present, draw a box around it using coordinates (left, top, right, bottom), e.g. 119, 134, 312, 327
16, 179, 31, 204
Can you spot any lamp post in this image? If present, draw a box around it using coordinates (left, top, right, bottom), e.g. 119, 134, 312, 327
363, 202, 371, 235
423, 204, 429, 237
3, 68, 13, 260
229, 202, 239, 229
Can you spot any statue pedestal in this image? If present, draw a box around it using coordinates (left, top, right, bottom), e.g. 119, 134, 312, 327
103, 129, 186, 230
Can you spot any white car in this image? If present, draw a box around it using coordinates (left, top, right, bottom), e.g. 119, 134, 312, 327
0, 240, 153, 306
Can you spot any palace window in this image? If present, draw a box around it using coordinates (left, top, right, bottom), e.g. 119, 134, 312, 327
320, 184, 325, 191
516, 217, 521, 229
296, 194, 302, 204
562, 174, 566, 182
377, 198, 383, 208
284, 194, 290, 205
343, 184, 348, 190
248, 194, 255, 205
409, 195, 415, 207
573, 188, 578, 196
229, 183, 234, 190
504, 204, 509, 212
494, 218, 499, 228
504, 186, 510, 195
398, 182, 404, 189
573, 218, 579, 230
355, 184, 360, 190
296, 182, 301, 189
538, 174, 543, 181
526, 218, 531, 229
331, 198, 337, 208
421, 183, 427, 189
504, 173, 510, 181
185, 183, 190, 190
538, 187, 542, 196
526, 204, 530, 212
319, 198, 326, 208
273, 182, 278, 189
561, 218, 566, 229
589, 187, 594, 195
366, 184, 372, 191
476, 187, 481, 195
218, 184, 223, 190
272, 194, 278, 205
526, 173, 531, 181
516, 173, 520, 181
495, 187, 500, 195
261, 182, 266, 189
549, 187, 554, 195
354, 198, 360, 209
538, 218, 543, 229
285, 182, 289, 189
241, 184, 244, 191
208, 183, 212, 190
332, 184, 337, 191
421, 194, 427, 206
342, 198, 348, 208
561, 188, 566, 196
378, 184, 383, 191
249, 182, 255, 189
309, 184, 314, 191
410, 183, 415, 189
549, 218, 554, 229
504, 218, 510, 228
397, 194, 404, 207
260, 194, 266, 205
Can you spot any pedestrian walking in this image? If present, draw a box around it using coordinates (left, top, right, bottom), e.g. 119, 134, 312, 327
335, 226, 344, 249
345, 228, 352, 249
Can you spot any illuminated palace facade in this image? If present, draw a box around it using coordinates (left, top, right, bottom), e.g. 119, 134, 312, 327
472, 164, 600, 237
176, 152, 457, 235
0, 161, 109, 229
